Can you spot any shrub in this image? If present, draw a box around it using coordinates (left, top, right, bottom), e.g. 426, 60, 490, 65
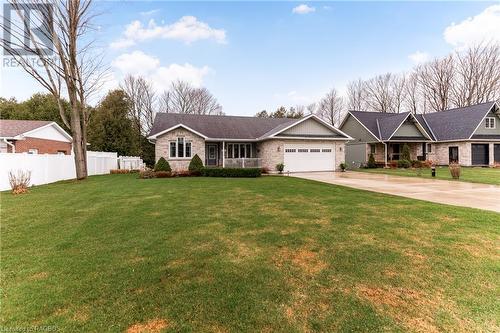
422, 160, 434, 168
129, 169, 140, 173
154, 157, 171, 172
276, 163, 285, 174
340, 162, 347, 171
401, 143, 411, 161
411, 160, 423, 168
202, 168, 261, 178
139, 170, 156, 179
188, 154, 204, 175
8, 170, 31, 194
397, 159, 411, 168
449, 163, 461, 179
174, 171, 192, 177
155, 171, 172, 178
110, 169, 129, 174
367, 153, 377, 168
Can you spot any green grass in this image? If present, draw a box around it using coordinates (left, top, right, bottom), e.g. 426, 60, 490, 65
355, 166, 500, 185
1, 175, 499, 332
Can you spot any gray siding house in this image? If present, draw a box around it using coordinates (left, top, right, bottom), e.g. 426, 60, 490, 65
340, 101, 500, 167
148, 113, 352, 172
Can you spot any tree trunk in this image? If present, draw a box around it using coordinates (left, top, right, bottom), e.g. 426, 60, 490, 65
70, 102, 88, 179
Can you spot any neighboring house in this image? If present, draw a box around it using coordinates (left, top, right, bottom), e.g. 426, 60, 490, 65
148, 113, 352, 172
0, 119, 72, 155
340, 101, 500, 167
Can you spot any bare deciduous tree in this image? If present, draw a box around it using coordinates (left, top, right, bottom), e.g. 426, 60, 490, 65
317, 88, 344, 126
416, 55, 454, 112
1, 0, 105, 179
404, 72, 420, 114
452, 43, 500, 107
364, 73, 394, 113
158, 81, 223, 115
346, 79, 367, 111
390, 74, 406, 113
121, 75, 156, 134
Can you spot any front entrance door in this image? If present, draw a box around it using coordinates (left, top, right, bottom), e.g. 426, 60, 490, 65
207, 144, 218, 166
449, 146, 459, 164
391, 144, 400, 160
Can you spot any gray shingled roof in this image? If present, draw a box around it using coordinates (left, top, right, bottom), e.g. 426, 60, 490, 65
348, 102, 497, 142
0, 119, 52, 138
148, 113, 299, 140
421, 102, 496, 141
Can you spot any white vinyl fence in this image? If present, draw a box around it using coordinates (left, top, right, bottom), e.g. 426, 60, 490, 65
0, 151, 118, 191
118, 156, 144, 170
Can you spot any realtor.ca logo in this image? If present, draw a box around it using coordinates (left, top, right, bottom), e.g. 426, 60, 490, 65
2, 2, 54, 67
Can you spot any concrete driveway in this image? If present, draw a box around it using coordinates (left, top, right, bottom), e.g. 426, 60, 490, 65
292, 171, 500, 213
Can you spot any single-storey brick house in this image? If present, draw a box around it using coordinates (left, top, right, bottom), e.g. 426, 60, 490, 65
148, 113, 352, 172
0, 119, 72, 155
339, 101, 500, 167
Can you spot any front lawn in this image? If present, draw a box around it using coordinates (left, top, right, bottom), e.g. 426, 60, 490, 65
356, 166, 500, 185
1, 175, 499, 332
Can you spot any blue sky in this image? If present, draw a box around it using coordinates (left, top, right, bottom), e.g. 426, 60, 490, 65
1, 1, 499, 116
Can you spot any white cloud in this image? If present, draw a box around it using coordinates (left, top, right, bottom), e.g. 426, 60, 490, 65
110, 16, 226, 49
140, 9, 160, 16
274, 90, 317, 105
292, 4, 316, 15
408, 51, 430, 65
111, 51, 211, 91
444, 5, 500, 48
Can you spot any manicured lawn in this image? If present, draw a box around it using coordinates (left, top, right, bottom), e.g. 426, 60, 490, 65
1, 175, 499, 332
356, 166, 500, 185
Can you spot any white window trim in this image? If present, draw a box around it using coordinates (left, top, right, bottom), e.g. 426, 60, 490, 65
486, 117, 496, 129
226, 143, 252, 158
169, 137, 192, 159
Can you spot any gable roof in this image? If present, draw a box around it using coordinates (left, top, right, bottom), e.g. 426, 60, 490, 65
421, 101, 497, 141
148, 113, 351, 141
0, 119, 57, 138
344, 101, 498, 142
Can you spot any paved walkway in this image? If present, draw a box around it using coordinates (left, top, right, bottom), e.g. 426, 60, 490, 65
292, 171, 500, 213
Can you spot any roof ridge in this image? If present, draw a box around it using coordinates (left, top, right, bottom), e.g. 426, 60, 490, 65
426, 101, 495, 115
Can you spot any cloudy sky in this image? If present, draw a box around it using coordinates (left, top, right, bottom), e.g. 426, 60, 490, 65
1, 1, 499, 116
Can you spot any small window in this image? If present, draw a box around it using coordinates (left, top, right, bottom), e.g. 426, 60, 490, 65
427, 143, 432, 153
285, 148, 296, 153
185, 142, 192, 158
297, 148, 308, 153
485, 117, 496, 129
28, 148, 38, 154
169, 141, 176, 158
370, 144, 376, 154
322, 149, 332, 153
310, 148, 321, 153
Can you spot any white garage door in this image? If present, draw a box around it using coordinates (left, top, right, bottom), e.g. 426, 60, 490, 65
284, 143, 336, 172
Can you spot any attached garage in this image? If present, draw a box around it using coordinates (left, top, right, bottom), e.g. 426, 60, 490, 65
284, 143, 336, 172
495, 144, 500, 163
471, 144, 489, 166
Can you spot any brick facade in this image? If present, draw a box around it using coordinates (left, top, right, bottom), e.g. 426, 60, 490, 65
10, 137, 72, 155
427, 142, 471, 166
155, 128, 205, 172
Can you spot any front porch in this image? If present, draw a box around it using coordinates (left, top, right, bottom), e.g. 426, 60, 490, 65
205, 142, 262, 168
371, 141, 430, 165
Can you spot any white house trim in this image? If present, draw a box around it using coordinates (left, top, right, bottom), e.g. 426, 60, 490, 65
266, 114, 353, 140
147, 123, 208, 140
345, 112, 382, 142
15, 122, 72, 141
386, 113, 433, 141
468, 102, 499, 140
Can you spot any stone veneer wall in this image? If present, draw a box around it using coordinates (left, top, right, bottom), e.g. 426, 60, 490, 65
257, 139, 346, 172
427, 142, 471, 166
155, 128, 205, 171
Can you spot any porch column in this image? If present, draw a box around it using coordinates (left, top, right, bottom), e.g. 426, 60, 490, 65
384, 143, 388, 167
222, 141, 225, 168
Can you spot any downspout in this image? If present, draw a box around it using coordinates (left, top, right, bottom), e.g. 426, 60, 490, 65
3, 138, 15, 153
